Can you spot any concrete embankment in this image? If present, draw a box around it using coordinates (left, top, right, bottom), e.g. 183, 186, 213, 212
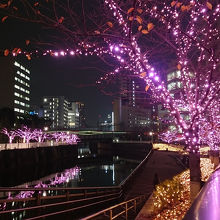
0, 145, 78, 170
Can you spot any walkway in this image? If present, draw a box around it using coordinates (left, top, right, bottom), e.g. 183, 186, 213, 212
125, 150, 186, 201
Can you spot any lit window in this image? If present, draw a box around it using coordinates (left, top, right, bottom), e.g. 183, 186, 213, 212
14, 61, 20, 67
25, 75, 30, 80
14, 108, 19, 112
14, 85, 20, 89
14, 92, 20, 97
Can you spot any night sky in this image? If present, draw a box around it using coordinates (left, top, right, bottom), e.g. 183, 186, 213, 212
0, 18, 113, 127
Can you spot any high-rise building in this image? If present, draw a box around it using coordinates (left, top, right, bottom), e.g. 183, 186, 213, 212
99, 113, 114, 131
68, 102, 80, 128
159, 69, 190, 132
76, 102, 86, 128
113, 74, 157, 131
0, 57, 31, 119
43, 96, 69, 129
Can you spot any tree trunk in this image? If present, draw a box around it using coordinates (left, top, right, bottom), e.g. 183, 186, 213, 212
189, 152, 201, 201
210, 150, 219, 169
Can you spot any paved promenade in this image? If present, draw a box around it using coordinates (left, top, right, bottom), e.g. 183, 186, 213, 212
124, 150, 186, 220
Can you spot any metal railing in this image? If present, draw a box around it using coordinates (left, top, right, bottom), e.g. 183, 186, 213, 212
0, 186, 121, 218
0, 185, 120, 204
0, 141, 70, 151
183, 165, 220, 220
120, 149, 152, 188
82, 194, 147, 220
0, 149, 153, 219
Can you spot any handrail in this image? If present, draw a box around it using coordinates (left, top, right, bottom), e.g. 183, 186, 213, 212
0, 186, 121, 208
0, 191, 122, 215
120, 149, 153, 188
26, 195, 121, 220
183, 165, 220, 220
0, 185, 120, 192
82, 194, 147, 220
0, 149, 152, 219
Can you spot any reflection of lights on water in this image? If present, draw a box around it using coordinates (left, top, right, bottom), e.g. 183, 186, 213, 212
4, 166, 80, 209
113, 164, 115, 184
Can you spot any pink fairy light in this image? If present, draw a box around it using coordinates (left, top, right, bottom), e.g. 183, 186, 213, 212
2, 0, 219, 154
5, 166, 80, 205
1, 128, 17, 143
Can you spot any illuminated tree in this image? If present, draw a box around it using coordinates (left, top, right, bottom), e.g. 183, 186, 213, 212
159, 130, 180, 144
16, 126, 35, 143
33, 129, 48, 143
50, 132, 78, 144
1, 128, 17, 143
1, 0, 220, 197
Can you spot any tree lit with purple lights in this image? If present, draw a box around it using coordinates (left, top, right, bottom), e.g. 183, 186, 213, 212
33, 129, 48, 143
16, 126, 35, 143
1, 128, 17, 144
1, 0, 220, 194
51, 131, 79, 145
1, 127, 79, 145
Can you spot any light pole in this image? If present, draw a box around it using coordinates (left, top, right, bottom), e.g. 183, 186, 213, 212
149, 132, 154, 144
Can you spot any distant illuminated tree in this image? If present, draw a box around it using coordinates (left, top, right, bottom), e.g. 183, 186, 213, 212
1, 0, 220, 196
1, 128, 17, 143
65, 134, 79, 144
33, 129, 48, 143
16, 126, 35, 143
50, 132, 78, 144
159, 130, 179, 144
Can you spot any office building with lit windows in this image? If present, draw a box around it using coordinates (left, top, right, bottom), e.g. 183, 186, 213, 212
0, 57, 31, 118
68, 102, 80, 128
43, 96, 69, 129
113, 74, 157, 132
158, 69, 190, 132
68, 101, 86, 129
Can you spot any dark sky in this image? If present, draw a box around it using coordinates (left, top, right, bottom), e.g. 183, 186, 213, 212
0, 18, 113, 127
30, 56, 113, 126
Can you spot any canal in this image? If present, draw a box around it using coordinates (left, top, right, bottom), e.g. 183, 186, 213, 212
0, 144, 143, 188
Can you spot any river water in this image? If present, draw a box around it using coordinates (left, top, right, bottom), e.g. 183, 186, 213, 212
1, 145, 141, 188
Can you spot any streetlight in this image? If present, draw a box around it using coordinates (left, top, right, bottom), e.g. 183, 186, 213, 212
149, 132, 154, 144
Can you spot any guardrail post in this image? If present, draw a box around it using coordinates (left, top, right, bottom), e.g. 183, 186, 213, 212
125, 203, 128, 220
110, 210, 112, 220
66, 190, 70, 201
36, 191, 41, 206
84, 189, 87, 198
134, 200, 137, 213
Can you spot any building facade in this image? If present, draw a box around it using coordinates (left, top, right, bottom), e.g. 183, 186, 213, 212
68, 101, 86, 129
68, 102, 80, 128
158, 69, 190, 133
0, 57, 31, 119
113, 74, 157, 132
43, 96, 69, 129
43, 97, 86, 129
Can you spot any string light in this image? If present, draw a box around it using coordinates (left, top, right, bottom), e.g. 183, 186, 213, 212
152, 157, 214, 219
1, 127, 79, 145
2, 0, 219, 153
